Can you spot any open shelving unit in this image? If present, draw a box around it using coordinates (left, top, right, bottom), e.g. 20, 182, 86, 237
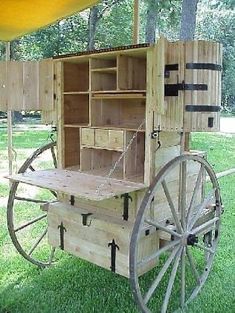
60, 51, 147, 183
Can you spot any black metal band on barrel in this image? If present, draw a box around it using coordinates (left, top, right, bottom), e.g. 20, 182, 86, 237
185, 105, 221, 112
165, 83, 208, 96
186, 63, 222, 71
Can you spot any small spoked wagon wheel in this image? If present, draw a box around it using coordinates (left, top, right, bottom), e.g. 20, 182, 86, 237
130, 154, 222, 313
7, 141, 58, 268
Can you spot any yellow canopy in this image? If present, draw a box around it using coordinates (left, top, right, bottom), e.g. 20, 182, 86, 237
0, 0, 99, 42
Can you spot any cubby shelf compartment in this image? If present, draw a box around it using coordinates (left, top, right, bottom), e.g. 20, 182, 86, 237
63, 61, 89, 92
63, 94, 89, 125
80, 147, 123, 180
63, 127, 80, 168
91, 98, 146, 130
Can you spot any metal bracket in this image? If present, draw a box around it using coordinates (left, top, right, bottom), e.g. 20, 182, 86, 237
81, 213, 93, 226
164, 64, 179, 78
58, 222, 67, 250
70, 195, 75, 206
165, 82, 208, 97
108, 239, 120, 272
121, 193, 133, 221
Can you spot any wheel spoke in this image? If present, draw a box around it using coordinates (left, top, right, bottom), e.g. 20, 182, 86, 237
137, 239, 181, 268
191, 217, 219, 236
187, 165, 204, 224
51, 146, 57, 168
188, 189, 215, 231
181, 247, 186, 308
161, 247, 182, 313
145, 219, 182, 238
28, 228, 48, 256
194, 243, 215, 255
14, 214, 47, 232
161, 180, 183, 233
15, 196, 49, 204
144, 245, 181, 304
186, 247, 201, 284
178, 161, 187, 231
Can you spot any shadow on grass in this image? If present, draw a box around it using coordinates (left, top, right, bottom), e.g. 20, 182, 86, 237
0, 254, 138, 313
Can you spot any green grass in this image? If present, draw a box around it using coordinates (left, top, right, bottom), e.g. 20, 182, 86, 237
0, 128, 52, 150
0, 130, 234, 313
191, 132, 235, 173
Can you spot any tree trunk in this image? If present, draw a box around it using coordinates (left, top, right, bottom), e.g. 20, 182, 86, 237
180, 0, 199, 40
145, 0, 159, 43
87, 6, 99, 50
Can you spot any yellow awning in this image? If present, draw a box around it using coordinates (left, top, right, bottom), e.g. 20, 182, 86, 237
0, 0, 99, 42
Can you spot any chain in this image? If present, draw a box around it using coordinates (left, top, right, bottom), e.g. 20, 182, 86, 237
95, 120, 145, 196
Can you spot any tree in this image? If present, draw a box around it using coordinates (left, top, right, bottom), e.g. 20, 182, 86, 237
145, 0, 160, 43
180, 0, 199, 40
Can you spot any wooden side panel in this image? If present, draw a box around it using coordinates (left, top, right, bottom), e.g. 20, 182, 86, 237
0, 61, 7, 111
47, 201, 160, 277
23, 61, 39, 110
7, 61, 23, 110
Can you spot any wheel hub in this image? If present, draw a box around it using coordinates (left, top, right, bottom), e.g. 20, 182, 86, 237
187, 233, 198, 246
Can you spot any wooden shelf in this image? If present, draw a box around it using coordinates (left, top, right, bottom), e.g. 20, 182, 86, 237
92, 90, 146, 94
63, 91, 89, 95
81, 145, 123, 152
64, 123, 89, 128
91, 67, 117, 74
92, 93, 146, 99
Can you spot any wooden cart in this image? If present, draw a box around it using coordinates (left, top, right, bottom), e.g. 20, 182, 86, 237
5, 38, 223, 312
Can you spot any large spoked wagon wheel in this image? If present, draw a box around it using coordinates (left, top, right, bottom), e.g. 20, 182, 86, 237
130, 154, 222, 313
7, 142, 58, 268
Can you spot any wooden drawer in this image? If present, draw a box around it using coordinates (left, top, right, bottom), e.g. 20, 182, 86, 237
81, 128, 95, 146
95, 129, 124, 150
109, 130, 124, 150
95, 129, 109, 148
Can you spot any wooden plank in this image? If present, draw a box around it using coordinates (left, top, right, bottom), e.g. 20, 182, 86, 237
154, 37, 166, 114
0, 61, 7, 111
39, 59, 54, 111
7, 61, 23, 110
8, 169, 146, 201
23, 61, 39, 110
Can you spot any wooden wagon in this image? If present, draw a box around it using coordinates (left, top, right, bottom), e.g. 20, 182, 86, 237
4, 37, 223, 312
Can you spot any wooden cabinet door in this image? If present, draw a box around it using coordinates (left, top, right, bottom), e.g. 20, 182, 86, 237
0, 59, 54, 112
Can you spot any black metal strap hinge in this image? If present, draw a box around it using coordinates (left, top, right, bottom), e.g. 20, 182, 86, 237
165, 82, 208, 97
70, 195, 75, 206
108, 239, 120, 273
186, 63, 222, 71
121, 193, 133, 221
185, 105, 221, 112
165, 64, 179, 78
81, 213, 93, 226
58, 222, 67, 250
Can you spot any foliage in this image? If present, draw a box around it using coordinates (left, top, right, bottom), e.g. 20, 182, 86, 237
196, 2, 235, 109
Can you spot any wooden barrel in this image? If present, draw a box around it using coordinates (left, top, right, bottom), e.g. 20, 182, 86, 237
183, 40, 222, 132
